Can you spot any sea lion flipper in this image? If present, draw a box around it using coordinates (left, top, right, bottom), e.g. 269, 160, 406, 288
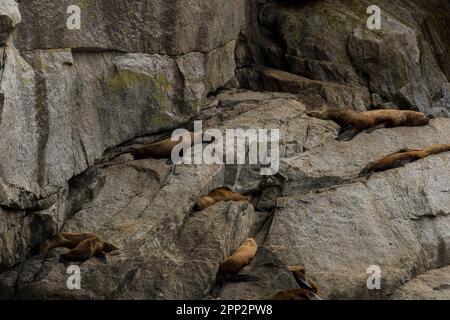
391, 157, 418, 169
336, 127, 357, 141
358, 164, 375, 179
95, 251, 108, 264
364, 122, 387, 134
210, 273, 228, 298
294, 275, 316, 292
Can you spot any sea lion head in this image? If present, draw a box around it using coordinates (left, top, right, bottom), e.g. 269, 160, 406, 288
407, 112, 430, 126
194, 196, 215, 211
103, 241, 120, 253
288, 264, 306, 276
242, 238, 257, 247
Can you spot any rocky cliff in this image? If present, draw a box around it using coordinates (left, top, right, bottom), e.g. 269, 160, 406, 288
0, 0, 449, 300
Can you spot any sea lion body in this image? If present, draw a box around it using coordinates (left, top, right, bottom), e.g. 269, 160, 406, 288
60, 238, 119, 262
272, 288, 321, 300
38, 232, 97, 254
133, 132, 198, 159
219, 238, 258, 275
423, 143, 450, 155
308, 109, 430, 141
359, 144, 450, 177
195, 187, 249, 211
210, 238, 258, 297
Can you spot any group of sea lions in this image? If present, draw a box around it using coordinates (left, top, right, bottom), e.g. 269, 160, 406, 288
131, 108, 447, 178
35, 107, 449, 299
210, 238, 321, 300
38, 232, 119, 262
195, 190, 321, 299
308, 108, 450, 177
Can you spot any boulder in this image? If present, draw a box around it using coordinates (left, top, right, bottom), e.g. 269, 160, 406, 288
237, 0, 450, 114
267, 146, 450, 299
390, 266, 450, 300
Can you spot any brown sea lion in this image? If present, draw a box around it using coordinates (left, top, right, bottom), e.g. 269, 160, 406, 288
210, 238, 259, 297
59, 238, 120, 262
272, 288, 322, 300
359, 144, 450, 178
307, 109, 430, 141
132, 132, 199, 159
194, 187, 249, 211
219, 238, 258, 275
288, 265, 319, 294
38, 232, 97, 254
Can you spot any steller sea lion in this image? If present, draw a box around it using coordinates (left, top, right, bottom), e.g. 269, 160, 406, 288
307, 109, 430, 141
359, 144, 450, 178
219, 238, 258, 275
272, 288, 322, 300
132, 132, 198, 160
194, 187, 249, 211
59, 237, 120, 262
37, 232, 97, 254
210, 238, 259, 298
288, 265, 319, 294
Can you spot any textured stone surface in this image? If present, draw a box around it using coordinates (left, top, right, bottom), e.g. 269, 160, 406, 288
0, 158, 257, 299
237, 0, 450, 114
0, 93, 311, 299
2, 88, 450, 300
280, 118, 450, 194
267, 151, 450, 299
0, 0, 20, 44
14, 0, 245, 55
390, 266, 450, 300
0, 0, 241, 272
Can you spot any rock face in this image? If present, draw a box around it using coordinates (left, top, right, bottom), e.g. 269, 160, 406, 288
268, 144, 450, 299
14, 0, 245, 56
237, 0, 450, 114
390, 266, 450, 300
1, 0, 450, 300
0, 0, 20, 44
0, 0, 240, 271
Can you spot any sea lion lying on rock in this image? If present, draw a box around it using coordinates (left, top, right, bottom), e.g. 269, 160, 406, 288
307, 109, 430, 141
211, 238, 258, 297
38, 232, 97, 254
359, 144, 450, 178
219, 238, 258, 275
38, 232, 119, 263
132, 132, 199, 159
194, 187, 249, 211
60, 237, 120, 262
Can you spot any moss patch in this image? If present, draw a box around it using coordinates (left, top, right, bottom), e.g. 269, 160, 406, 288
105, 70, 151, 92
